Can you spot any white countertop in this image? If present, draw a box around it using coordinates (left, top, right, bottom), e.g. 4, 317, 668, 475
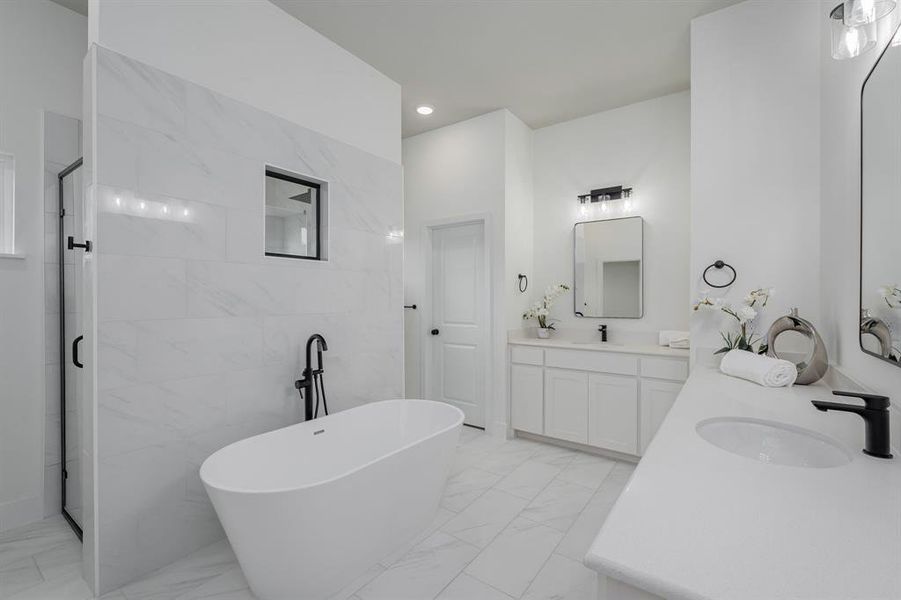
508, 337, 690, 359
584, 366, 901, 600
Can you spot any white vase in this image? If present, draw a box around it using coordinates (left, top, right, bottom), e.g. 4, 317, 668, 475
537, 327, 551, 339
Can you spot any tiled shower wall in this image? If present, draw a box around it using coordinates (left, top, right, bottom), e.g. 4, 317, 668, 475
91, 47, 403, 592
42, 112, 82, 520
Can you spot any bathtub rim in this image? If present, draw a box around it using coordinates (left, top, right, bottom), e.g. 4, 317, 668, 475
200, 398, 464, 495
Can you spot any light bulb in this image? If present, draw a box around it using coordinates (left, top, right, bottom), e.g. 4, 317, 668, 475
624, 200, 633, 211
162, 205, 169, 215
115, 196, 121, 207
601, 202, 608, 213
579, 202, 589, 218
139, 201, 146, 210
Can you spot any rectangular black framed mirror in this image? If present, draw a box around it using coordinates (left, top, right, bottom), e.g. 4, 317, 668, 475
573, 216, 643, 318
860, 26, 901, 366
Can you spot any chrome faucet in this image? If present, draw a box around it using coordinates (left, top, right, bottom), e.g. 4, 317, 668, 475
812, 390, 892, 458
295, 334, 329, 421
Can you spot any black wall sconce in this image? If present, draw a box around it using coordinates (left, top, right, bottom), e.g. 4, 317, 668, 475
577, 185, 633, 217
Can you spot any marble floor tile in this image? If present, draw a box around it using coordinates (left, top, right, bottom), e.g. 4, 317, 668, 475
520, 480, 595, 532
521, 553, 597, 600
555, 455, 617, 490
434, 573, 513, 600
0, 433, 635, 600
440, 467, 503, 512
464, 517, 563, 598
0, 558, 43, 598
116, 539, 237, 600
358, 532, 479, 600
527, 443, 579, 467
0, 517, 75, 570
32, 538, 83, 581
4, 574, 93, 600
494, 461, 563, 500
379, 507, 455, 568
441, 490, 528, 549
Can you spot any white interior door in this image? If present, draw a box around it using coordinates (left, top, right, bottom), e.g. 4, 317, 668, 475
428, 221, 487, 428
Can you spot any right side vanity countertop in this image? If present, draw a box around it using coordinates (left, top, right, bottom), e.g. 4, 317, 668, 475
584, 365, 901, 600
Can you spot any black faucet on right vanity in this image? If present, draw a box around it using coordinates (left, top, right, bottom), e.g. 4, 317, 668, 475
812, 391, 893, 459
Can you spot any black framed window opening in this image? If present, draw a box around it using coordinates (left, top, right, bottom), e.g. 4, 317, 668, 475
264, 168, 322, 260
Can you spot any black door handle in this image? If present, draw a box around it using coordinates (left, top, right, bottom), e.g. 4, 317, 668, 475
72, 335, 84, 368
431, 328, 440, 335
67, 236, 92, 253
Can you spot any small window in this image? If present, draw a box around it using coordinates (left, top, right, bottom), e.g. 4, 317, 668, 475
0, 153, 15, 255
265, 167, 324, 260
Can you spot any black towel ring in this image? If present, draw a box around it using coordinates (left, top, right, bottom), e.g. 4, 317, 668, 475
517, 274, 528, 293
702, 260, 736, 289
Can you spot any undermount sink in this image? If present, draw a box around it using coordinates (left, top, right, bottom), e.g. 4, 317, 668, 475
696, 417, 852, 468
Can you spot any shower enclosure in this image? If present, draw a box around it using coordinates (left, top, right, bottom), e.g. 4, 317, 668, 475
57, 156, 84, 540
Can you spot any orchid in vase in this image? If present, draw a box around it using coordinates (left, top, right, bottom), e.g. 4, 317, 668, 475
878, 284, 901, 308
693, 287, 773, 354
524, 284, 570, 338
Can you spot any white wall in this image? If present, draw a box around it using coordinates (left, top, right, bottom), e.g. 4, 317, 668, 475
504, 111, 535, 333
532, 91, 691, 342
90, 0, 401, 164
820, 1, 901, 418
690, 1, 821, 359
403, 110, 506, 429
403, 109, 533, 433
0, 0, 86, 532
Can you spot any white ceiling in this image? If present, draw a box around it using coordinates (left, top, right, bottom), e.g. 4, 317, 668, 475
51, 0, 741, 138
272, 0, 741, 137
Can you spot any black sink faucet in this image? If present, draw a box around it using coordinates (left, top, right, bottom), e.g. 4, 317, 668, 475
295, 334, 328, 421
598, 324, 608, 342
812, 390, 893, 459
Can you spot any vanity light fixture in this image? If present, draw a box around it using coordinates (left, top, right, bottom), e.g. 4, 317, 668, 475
830, 2, 881, 59
843, 0, 896, 26
577, 185, 633, 215
416, 105, 434, 116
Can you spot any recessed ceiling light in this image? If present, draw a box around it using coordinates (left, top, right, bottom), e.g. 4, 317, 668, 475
416, 105, 434, 116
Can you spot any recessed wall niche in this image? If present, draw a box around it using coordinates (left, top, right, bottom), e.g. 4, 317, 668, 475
265, 166, 329, 260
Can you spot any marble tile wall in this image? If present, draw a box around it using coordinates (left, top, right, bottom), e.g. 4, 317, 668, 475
91, 47, 403, 593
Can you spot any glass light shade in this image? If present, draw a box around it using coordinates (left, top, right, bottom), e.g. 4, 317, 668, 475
843, 0, 896, 26
831, 4, 878, 59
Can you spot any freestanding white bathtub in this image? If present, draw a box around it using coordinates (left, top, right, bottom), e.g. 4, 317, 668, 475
200, 399, 464, 600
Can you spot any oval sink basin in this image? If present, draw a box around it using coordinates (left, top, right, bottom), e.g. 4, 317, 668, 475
696, 417, 852, 468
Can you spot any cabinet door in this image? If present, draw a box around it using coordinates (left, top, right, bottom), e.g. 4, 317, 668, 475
640, 380, 683, 454
544, 368, 589, 443
511, 364, 544, 434
588, 374, 639, 455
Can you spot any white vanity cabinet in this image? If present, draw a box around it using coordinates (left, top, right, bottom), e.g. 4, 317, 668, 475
508, 341, 688, 457
544, 368, 589, 443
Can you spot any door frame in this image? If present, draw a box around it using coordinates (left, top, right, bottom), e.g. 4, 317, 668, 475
421, 213, 493, 429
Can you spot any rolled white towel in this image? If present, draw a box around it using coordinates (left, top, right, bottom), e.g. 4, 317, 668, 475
668, 334, 690, 349
659, 330, 690, 346
719, 349, 797, 387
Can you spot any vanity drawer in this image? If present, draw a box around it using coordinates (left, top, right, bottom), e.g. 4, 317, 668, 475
511, 345, 544, 366
545, 348, 638, 376
641, 357, 689, 382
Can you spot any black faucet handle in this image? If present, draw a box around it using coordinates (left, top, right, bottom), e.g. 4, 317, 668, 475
832, 390, 890, 410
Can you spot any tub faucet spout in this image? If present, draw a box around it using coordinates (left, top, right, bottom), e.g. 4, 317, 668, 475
295, 334, 329, 420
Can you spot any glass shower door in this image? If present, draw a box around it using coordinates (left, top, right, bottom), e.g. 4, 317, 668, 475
58, 158, 84, 537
